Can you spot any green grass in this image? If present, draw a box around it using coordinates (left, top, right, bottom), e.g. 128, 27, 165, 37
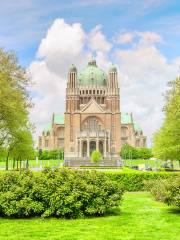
0, 159, 63, 169
124, 159, 180, 169
0, 158, 179, 171
0, 192, 179, 240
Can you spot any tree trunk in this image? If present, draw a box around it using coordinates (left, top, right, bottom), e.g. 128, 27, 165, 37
16, 158, 19, 170
5, 151, 10, 171
26, 159, 29, 170
13, 158, 16, 170
170, 160, 174, 169
20, 157, 22, 171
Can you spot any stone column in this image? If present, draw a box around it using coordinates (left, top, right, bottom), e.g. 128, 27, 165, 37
87, 139, 90, 157
96, 139, 99, 151
104, 138, 107, 157
79, 139, 82, 157
108, 131, 111, 157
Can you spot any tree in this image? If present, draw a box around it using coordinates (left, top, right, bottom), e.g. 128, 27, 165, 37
137, 148, 152, 159
153, 76, 180, 166
91, 150, 102, 165
38, 149, 64, 160
120, 144, 138, 159
0, 48, 33, 169
120, 144, 152, 160
10, 129, 34, 170
0, 48, 32, 145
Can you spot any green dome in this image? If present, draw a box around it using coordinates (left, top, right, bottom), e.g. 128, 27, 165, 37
78, 59, 107, 86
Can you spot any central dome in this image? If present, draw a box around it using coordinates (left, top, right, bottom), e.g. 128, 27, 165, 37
78, 59, 107, 86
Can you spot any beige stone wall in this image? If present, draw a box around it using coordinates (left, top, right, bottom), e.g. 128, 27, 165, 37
39, 124, 65, 150
121, 123, 147, 148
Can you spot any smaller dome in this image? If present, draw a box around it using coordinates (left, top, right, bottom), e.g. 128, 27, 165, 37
109, 64, 117, 72
69, 64, 77, 72
88, 58, 97, 67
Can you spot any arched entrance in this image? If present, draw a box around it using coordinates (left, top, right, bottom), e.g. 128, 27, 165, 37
90, 141, 96, 156
82, 141, 87, 157
99, 141, 103, 156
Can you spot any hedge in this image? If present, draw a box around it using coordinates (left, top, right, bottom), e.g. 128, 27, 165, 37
0, 168, 124, 218
146, 176, 180, 208
105, 171, 180, 191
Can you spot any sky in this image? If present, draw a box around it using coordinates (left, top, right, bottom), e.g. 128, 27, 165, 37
1, 0, 180, 146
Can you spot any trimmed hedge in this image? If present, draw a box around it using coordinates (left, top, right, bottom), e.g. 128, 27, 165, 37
105, 171, 180, 191
0, 168, 124, 218
146, 176, 180, 208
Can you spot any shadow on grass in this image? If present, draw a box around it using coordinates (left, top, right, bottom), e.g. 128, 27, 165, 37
0, 207, 123, 221
104, 207, 122, 217
167, 207, 180, 215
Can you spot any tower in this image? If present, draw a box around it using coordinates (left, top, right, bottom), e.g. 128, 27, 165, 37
106, 65, 121, 155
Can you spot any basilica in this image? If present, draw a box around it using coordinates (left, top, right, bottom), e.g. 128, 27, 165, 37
38, 59, 147, 166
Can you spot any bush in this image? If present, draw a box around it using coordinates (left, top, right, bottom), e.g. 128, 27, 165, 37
146, 176, 180, 208
0, 168, 124, 218
105, 171, 180, 191
91, 150, 102, 165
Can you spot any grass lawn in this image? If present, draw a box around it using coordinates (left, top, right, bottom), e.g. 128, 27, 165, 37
124, 159, 180, 169
0, 192, 179, 240
0, 159, 63, 169
0, 159, 179, 171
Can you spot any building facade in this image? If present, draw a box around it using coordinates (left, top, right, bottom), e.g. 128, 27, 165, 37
38, 113, 146, 151
38, 59, 147, 165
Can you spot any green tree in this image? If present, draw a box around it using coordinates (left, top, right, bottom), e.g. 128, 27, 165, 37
38, 149, 64, 160
153, 76, 180, 166
10, 129, 34, 170
0, 48, 33, 169
91, 150, 102, 165
120, 144, 138, 159
137, 148, 152, 159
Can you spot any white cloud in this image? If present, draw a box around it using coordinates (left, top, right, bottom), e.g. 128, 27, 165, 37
88, 25, 112, 52
138, 31, 162, 45
115, 32, 135, 44
116, 37, 179, 144
29, 19, 89, 141
38, 19, 85, 58
29, 19, 180, 146
115, 30, 162, 46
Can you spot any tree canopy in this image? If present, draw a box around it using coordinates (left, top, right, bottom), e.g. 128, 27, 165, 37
120, 144, 152, 159
0, 48, 33, 169
0, 48, 32, 147
153, 76, 180, 163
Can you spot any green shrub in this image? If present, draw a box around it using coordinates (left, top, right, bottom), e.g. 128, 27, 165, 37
0, 168, 124, 218
146, 176, 180, 208
105, 171, 180, 191
91, 150, 102, 165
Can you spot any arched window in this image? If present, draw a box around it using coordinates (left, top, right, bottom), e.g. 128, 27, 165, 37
82, 117, 102, 131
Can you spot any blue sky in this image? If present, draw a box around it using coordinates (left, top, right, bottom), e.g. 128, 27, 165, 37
1, 0, 180, 144
1, 0, 180, 66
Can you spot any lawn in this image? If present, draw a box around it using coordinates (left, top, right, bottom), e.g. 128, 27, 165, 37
0, 192, 179, 240
0, 159, 179, 171
124, 159, 180, 169
0, 159, 63, 170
